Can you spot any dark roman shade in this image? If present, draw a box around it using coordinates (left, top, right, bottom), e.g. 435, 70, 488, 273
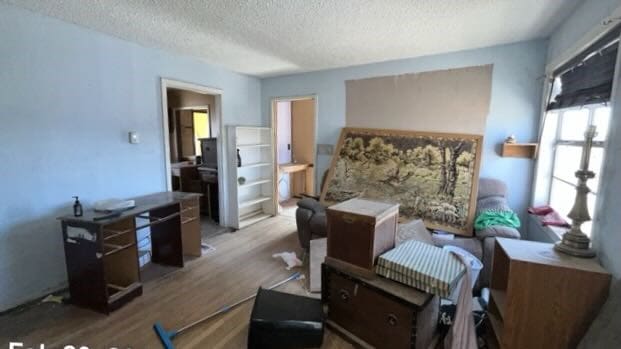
547, 25, 621, 111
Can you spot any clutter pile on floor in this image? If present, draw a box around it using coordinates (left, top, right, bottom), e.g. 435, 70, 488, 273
154, 197, 488, 349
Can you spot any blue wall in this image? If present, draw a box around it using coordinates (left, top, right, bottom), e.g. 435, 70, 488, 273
0, 4, 262, 311
261, 40, 548, 227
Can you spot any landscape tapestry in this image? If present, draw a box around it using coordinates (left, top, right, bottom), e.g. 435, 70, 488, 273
320, 128, 483, 236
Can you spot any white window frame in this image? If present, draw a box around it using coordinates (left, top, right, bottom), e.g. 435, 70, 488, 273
531, 103, 610, 240
548, 104, 607, 202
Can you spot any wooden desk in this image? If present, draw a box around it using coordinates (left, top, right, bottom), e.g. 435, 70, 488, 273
58, 192, 201, 313
279, 162, 313, 197
197, 166, 219, 221
170, 162, 198, 190
172, 164, 219, 221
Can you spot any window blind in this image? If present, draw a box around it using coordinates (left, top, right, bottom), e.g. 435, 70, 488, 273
547, 26, 621, 111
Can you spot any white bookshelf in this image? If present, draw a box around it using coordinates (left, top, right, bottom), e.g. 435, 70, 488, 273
227, 126, 276, 229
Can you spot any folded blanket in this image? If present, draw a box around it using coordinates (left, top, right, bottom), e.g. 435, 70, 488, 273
527, 205, 554, 215
528, 205, 570, 227
474, 210, 521, 230
541, 211, 570, 227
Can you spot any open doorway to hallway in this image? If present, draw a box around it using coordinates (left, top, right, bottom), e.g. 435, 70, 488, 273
272, 96, 317, 217
161, 80, 229, 240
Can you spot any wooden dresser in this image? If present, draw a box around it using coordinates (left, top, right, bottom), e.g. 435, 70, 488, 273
322, 259, 438, 349
488, 238, 611, 348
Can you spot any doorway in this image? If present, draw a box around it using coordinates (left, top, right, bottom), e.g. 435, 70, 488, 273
160, 79, 228, 238
271, 96, 318, 216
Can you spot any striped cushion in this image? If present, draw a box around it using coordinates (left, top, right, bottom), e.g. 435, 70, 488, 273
375, 240, 465, 298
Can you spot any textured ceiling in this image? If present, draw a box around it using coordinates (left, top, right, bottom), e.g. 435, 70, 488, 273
4, 0, 580, 77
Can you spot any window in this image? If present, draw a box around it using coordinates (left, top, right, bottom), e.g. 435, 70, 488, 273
193, 110, 210, 155
536, 25, 620, 237
546, 104, 610, 236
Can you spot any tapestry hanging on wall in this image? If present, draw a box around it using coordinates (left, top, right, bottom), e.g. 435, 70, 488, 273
320, 127, 483, 236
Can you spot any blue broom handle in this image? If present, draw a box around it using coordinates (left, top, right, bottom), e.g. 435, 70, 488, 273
176, 272, 301, 334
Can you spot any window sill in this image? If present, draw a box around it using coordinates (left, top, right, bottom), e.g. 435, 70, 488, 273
526, 213, 567, 243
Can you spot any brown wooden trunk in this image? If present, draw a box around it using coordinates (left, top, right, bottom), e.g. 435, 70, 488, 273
322, 261, 438, 349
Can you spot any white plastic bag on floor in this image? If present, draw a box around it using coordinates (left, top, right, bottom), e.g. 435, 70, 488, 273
272, 252, 302, 270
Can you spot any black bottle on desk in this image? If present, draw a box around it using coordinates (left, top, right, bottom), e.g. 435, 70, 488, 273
73, 196, 83, 217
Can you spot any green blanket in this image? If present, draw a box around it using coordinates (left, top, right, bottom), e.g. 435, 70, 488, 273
474, 210, 521, 230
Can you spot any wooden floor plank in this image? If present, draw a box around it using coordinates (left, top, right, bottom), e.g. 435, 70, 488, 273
0, 214, 353, 348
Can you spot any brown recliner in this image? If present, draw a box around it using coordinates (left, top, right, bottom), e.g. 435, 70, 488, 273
295, 198, 328, 249
294, 170, 329, 249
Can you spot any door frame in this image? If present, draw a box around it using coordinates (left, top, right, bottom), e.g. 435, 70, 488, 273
270, 95, 319, 204
160, 78, 228, 226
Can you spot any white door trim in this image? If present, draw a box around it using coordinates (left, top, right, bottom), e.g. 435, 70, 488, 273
160, 78, 228, 226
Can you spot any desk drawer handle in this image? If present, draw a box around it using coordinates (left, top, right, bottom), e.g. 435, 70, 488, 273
387, 314, 398, 326
339, 289, 350, 303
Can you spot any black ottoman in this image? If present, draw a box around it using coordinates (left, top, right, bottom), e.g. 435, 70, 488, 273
248, 288, 324, 349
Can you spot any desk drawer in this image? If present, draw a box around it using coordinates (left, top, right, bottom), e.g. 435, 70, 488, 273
181, 197, 200, 220
181, 197, 201, 257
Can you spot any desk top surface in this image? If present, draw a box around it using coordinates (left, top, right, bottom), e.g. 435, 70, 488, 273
58, 191, 201, 225
279, 162, 310, 173
327, 197, 399, 218
497, 237, 609, 275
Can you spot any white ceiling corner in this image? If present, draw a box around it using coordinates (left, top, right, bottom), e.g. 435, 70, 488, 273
3, 0, 581, 77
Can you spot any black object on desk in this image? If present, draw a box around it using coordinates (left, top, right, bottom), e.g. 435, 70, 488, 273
248, 288, 324, 349
58, 192, 201, 314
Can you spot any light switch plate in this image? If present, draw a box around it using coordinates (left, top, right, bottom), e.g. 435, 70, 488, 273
129, 131, 140, 144
317, 144, 334, 155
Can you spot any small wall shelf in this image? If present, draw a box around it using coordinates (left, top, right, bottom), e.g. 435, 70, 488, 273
501, 143, 538, 159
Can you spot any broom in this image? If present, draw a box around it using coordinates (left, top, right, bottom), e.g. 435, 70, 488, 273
153, 272, 302, 349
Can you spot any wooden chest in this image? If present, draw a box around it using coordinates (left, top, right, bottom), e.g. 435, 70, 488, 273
326, 198, 399, 272
322, 260, 438, 349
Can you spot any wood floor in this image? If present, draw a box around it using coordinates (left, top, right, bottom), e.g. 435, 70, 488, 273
0, 213, 353, 349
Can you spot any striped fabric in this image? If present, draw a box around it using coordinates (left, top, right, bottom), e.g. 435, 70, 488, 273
375, 240, 465, 298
